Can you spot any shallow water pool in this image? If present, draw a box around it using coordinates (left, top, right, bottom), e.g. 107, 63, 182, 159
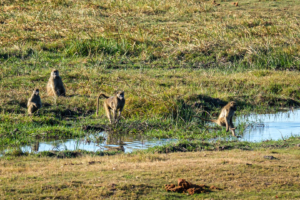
238, 109, 300, 142
2, 109, 300, 155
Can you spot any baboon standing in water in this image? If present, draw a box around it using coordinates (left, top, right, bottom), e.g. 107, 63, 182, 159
46, 69, 66, 97
96, 91, 125, 124
195, 101, 237, 136
27, 88, 42, 115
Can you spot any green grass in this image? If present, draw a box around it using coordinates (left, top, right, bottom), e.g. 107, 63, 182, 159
145, 135, 300, 154
1, 67, 299, 148
1, 0, 300, 70
0, 0, 300, 180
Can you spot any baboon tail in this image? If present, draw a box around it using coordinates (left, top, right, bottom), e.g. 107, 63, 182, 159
96, 93, 109, 116
98, 93, 110, 99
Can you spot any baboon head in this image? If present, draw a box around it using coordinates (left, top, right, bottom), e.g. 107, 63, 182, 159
33, 88, 39, 96
229, 101, 237, 111
51, 69, 59, 78
116, 91, 125, 100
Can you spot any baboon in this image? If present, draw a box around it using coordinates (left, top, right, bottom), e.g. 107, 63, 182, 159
46, 69, 66, 97
96, 91, 125, 124
27, 88, 42, 115
195, 101, 237, 136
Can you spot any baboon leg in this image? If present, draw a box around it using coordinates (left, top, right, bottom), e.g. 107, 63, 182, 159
28, 103, 38, 115
225, 117, 229, 132
60, 88, 66, 96
29, 108, 38, 115
55, 88, 60, 97
28, 105, 33, 115
112, 109, 118, 123
117, 110, 121, 122
51, 87, 56, 97
116, 108, 123, 122
229, 117, 235, 129
231, 129, 236, 136
104, 104, 112, 124
229, 117, 236, 136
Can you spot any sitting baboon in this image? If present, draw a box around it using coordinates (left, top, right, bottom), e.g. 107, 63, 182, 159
46, 69, 66, 97
96, 91, 125, 124
27, 88, 42, 115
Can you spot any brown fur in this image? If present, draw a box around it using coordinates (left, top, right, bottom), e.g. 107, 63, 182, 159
27, 88, 42, 115
46, 69, 66, 97
96, 91, 125, 124
195, 101, 237, 136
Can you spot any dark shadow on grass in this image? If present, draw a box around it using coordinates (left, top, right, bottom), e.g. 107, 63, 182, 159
0, 48, 34, 60
40, 108, 94, 121
147, 140, 256, 154
36, 150, 121, 158
67, 94, 91, 98
3, 149, 121, 158
82, 120, 172, 134
194, 94, 300, 113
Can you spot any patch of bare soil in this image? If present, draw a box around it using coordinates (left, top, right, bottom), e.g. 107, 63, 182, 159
165, 178, 221, 195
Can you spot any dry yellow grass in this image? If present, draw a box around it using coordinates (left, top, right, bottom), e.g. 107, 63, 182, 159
1, 148, 300, 199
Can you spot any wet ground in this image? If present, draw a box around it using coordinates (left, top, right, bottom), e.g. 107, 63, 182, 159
2, 109, 300, 155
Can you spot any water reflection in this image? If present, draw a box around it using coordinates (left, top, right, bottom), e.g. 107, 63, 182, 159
31, 141, 39, 152
3, 132, 176, 155
238, 109, 300, 142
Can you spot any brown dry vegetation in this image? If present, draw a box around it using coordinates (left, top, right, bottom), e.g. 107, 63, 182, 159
1, 0, 300, 68
1, 148, 300, 199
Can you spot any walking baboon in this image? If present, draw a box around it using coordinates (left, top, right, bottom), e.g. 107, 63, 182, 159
96, 91, 125, 124
46, 69, 66, 97
195, 101, 237, 136
27, 88, 42, 115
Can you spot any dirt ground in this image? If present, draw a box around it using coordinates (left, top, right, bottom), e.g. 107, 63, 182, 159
1, 148, 300, 199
